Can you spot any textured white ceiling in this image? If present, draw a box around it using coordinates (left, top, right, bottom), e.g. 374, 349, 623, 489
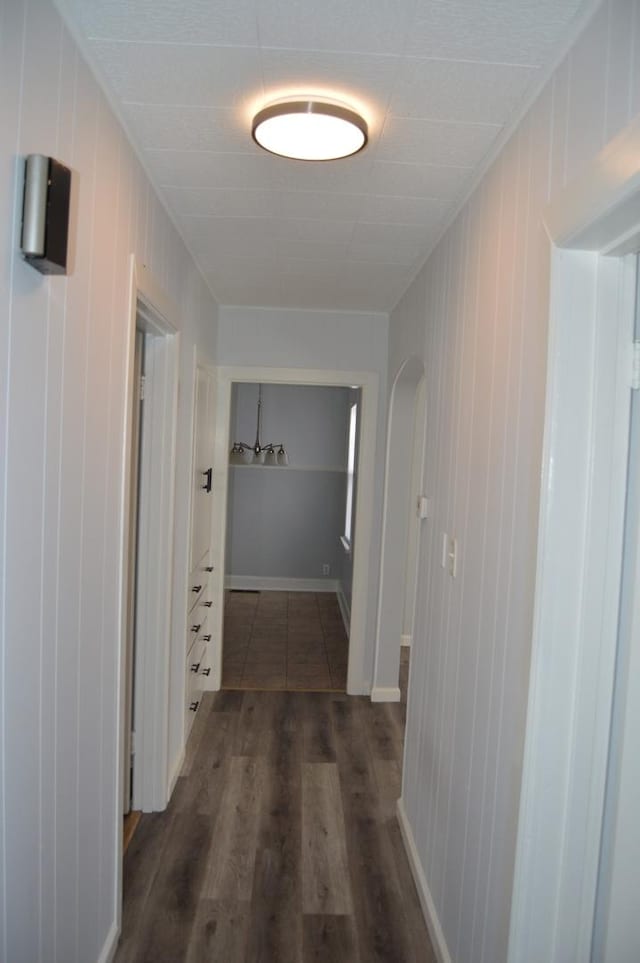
58, 0, 593, 311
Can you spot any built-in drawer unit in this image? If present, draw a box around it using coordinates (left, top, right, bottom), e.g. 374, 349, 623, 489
187, 608, 209, 653
184, 557, 214, 731
184, 362, 216, 734
188, 556, 214, 613
185, 637, 206, 734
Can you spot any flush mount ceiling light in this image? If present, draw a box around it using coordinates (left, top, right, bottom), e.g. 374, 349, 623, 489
252, 99, 368, 161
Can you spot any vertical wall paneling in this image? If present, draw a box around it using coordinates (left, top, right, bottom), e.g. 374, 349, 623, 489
0, 1, 219, 958
0, 2, 26, 959
392, 2, 640, 960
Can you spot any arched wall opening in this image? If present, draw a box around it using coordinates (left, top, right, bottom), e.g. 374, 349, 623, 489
372, 356, 426, 701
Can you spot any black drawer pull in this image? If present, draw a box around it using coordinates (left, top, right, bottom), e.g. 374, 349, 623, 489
191, 623, 201, 633
202, 468, 213, 492
192, 584, 202, 593
204, 566, 214, 573
202, 634, 212, 642
202, 600, 213, 608
201, 667, 211, 677
190, 661, 200, 673
189, 701, 199, 712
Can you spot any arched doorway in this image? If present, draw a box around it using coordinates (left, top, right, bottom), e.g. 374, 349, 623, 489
372, 356, 426, 700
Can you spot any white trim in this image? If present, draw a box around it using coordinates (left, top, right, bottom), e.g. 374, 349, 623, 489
508, 137, 639, 961
373, 356, 425, 698
544, 114, 640, 255
225, 575, 340, 593
337, 585, 351, 634
396, 798, 453, 963
212, 365, 378, 696
117, 255, 180, 947
134, 328, 180, 814
96, 921, 119, 963
370, 686, 401, 703
401, 634, 412, 648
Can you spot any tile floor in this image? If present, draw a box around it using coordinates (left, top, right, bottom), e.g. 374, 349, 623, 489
222, 590, 349, 691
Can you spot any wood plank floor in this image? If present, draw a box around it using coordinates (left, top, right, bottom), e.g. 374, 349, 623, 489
116, 651, 436, 962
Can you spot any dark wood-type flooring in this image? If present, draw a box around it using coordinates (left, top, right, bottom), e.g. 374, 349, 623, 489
222, 591, 349, 691
116, 650, 436, 962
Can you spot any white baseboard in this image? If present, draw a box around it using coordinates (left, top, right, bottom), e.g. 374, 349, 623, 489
225, 575, 340, 593
396, 798, 453, 963
371, 685, 401, 702
97, 920, 119, 963
401, 633, 412, 647
337, 585, 351, 634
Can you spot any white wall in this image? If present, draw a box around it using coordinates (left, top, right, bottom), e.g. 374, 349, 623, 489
0, 1, 218, 960
394, 2, 640, 961
217, 305, 388, 685
227, 383, 350, 581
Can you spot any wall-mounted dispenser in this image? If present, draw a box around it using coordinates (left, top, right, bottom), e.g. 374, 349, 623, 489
20, 154, 71, 275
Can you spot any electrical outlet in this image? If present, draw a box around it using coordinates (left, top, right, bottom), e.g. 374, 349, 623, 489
322, 563, 330, 576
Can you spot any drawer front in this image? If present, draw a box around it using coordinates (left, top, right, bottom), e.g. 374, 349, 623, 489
185, 638, 206, 732
188, 555, 214, 613
186, 609, 209, 653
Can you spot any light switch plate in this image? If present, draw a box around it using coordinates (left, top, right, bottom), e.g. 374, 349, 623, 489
449, 537, 458, 578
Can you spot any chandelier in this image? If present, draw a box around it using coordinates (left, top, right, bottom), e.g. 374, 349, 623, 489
229, 384, 288, 466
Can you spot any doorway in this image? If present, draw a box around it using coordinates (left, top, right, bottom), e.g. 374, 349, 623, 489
117, 256, 181, 937
223, 381, 356, 691
373, 356, 426, 701
210, 366, 379, 696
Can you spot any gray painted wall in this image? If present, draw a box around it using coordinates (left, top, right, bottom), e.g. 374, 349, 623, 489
226, 383, 350, 581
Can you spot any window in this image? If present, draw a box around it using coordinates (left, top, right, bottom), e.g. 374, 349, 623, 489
342, 401, 358, 551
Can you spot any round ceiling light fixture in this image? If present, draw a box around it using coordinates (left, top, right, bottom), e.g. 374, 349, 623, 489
252, 99, 368, 161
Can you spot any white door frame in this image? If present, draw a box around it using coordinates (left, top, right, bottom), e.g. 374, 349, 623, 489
210, 365, 379, 696
117, 256, 180, 843
508, 116, 640, 963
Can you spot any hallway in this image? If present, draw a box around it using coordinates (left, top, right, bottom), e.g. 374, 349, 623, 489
116, 654, 435, 962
